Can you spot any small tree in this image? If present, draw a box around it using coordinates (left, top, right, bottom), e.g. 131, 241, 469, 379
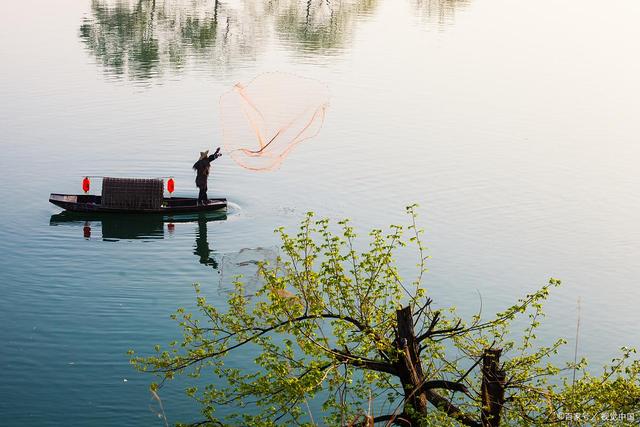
131, 206, 640, 426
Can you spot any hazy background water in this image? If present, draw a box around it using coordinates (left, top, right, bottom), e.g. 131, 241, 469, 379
1, 0, 640, 425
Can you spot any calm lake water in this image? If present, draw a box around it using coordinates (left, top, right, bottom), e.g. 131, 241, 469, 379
2, 0, 640, 425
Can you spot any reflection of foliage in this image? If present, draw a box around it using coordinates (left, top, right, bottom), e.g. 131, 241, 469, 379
79, 0, 382, 80
413, 0, 471, 26
79, 0, 228, 80
273, 0, 379, 54
79, 0, 472, 80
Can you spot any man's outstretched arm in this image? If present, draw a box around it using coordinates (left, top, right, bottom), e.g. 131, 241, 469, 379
208, 147, 222, 162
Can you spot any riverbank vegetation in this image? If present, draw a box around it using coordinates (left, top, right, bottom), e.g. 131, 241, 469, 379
131, 206, 640, 426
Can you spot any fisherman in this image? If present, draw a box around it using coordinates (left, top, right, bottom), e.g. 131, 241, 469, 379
193, 147, 222, 205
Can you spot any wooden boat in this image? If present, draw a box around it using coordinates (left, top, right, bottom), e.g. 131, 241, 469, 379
49, 193, 227, 214
50, 177, 226, 214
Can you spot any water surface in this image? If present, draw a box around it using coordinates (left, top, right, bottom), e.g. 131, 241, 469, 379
1, 0, 640, 425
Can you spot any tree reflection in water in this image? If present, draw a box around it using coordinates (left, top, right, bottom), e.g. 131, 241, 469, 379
412, 0, 471, 26
79, 0, 233, 80
79, 0, 381, 80
78, 0, 471, 81
272, 0, 378, 56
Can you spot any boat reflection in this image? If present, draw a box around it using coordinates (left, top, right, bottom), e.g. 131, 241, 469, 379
50, 211, 226, 270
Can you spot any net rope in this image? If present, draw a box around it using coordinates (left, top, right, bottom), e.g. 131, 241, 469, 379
220, 72, 330, 171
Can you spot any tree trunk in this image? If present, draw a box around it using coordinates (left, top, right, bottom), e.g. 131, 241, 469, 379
481, 349, 506, 427
363, 415, 374, 427
395, 306, 429, 420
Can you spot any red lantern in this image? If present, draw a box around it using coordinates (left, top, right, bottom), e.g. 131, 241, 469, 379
82, 177, 90, 193
167, 178, 175, 194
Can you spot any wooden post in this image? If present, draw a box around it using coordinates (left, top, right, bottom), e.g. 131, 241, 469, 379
396, 306, 429, 416
481, 348, 506, 427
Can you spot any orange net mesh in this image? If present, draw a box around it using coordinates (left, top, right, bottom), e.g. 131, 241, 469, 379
220, 72, 330, 171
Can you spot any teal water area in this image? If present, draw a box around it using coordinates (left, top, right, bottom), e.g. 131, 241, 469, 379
2, 0, 640, 425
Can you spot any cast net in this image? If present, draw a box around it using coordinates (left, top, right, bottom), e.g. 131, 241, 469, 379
220, 72, 330, 171
218, 247, 279, 291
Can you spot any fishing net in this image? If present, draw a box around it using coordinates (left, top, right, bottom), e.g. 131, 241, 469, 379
220, 72, 330, 171
218, 247, 279, 291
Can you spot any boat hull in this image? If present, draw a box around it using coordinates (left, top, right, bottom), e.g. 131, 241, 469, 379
49, 193, 227, 214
